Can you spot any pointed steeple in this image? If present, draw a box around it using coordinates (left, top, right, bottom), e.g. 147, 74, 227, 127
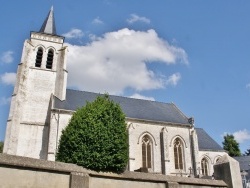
39, 6, 57, 35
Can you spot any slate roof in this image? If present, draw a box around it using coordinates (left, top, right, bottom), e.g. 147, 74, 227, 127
53, 89, 190, 125
234, 156, 250, 171
39, 7, 57, 35
53, 89, 223, 151
195, 128, 224, 151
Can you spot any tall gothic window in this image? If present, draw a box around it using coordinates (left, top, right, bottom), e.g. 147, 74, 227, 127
46, 49, 54, 69
142, 135, 153, 169
35, 47, 43, 67
174, 138, 184, 170
201, 158, 209, 176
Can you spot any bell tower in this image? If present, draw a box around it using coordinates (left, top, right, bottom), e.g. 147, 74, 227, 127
3, 7, 68, 159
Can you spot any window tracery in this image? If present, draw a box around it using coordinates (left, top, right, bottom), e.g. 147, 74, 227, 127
174, 138, 184, 170
142, 135, 153, 168
201, 158, 209, 176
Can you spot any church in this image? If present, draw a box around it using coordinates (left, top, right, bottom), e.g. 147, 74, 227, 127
3, 8, 226, 177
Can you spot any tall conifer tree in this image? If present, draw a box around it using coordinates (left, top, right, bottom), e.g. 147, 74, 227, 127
222, 134, 241, 157
0, 141, 3, 153
244, 149, 250, 156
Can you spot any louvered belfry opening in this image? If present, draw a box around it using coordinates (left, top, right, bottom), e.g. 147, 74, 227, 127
46, 49, 54, 69
35, 48, 43, 68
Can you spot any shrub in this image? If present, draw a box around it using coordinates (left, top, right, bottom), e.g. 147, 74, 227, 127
56, 94, 129, 173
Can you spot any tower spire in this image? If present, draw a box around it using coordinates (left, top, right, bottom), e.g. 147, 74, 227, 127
39, 6, 57, 35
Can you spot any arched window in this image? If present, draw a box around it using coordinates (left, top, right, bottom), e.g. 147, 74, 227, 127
142, 135, 153, 169
201, 158, 209, 176
35, 47, 43, 67
174, 138, 184, 170
46, 49, 54, 69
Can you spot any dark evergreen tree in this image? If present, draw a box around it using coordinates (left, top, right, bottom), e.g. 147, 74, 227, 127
56, 95, 129, 173
0, 141, 3, 153
222, 134, 241, 157
244, 149, 250, 156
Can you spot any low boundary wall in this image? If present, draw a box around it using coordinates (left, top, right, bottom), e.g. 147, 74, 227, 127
0, 154, 227, 188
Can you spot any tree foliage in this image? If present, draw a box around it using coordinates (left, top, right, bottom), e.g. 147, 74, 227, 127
56, 95, 129, 173
244, 149, 250, 156
222, 134, 241, 157
0, 141, 3, 153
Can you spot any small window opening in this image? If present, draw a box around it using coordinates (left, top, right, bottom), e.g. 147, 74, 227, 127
35, 48, 43, 67
46, 49, 54, 69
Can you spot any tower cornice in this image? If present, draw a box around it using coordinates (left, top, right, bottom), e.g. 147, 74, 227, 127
30, 31, 64, 44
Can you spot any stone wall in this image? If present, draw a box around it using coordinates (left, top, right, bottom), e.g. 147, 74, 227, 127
214, 154, 242, 188
127, 119, 194, 175
47, 111, 196, 176
198, 150, 225, 176
0, 154, 227, 188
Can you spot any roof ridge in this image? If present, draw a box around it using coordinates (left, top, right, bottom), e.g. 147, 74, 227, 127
171, 103, 189, 121
55, 89, 190, 124
66, 88, 174, 105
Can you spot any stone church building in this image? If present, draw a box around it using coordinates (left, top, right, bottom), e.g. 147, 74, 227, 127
3, 8, 226, 177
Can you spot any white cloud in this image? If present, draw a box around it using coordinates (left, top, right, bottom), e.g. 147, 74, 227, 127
89, 34, 97, 41
66, 28, 187, 95
62, 28, 84, 39
233, 129, 250, 143
92, 17, 104, 24
0, 97, 11, 105
166, 73, 181, 86
246, 83, 250, 89
222, 129, 250, 144
129, 93, 155, 101
127, 14, 151, 24
0, 51, 14, 64
0, 72, 16, 85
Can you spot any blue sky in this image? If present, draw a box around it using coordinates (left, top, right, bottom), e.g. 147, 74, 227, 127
0, 0, 250, 153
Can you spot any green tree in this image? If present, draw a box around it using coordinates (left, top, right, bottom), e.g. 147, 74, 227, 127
222, 134, 241, 157
244, 149, 250, 156
0, 141, 3, 153
56, 95, 129, 173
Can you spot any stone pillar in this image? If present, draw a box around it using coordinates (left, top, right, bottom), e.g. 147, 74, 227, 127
160, 129, 165, 174
160, 127, 168, 175
190, 129, 199, 177
214, 154, 243, 188
47, 111, 59, 161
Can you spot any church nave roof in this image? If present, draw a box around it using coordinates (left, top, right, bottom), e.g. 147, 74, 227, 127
53, 89, 191, 125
